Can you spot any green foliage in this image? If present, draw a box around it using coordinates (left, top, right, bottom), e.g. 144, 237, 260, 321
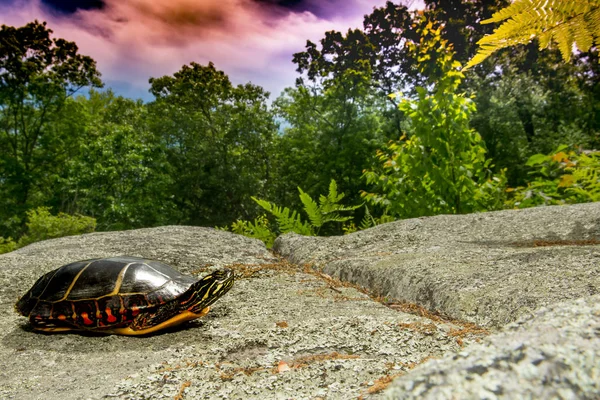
298, 180, 362, 235
17, 207, 96, 247
291, 0, 600, 196
226, 215, 277, 248
0, 15, 597, 243
149, 62, 276, 227
0, 206, 95, 253
465, 0, 600, 68
55, 90, 178, 230
0, 237, 17, 254
362, 21, 507, 219
222, 181, 365, 246
507, 146, 600, 208
272, 68, 387, 212
0, 21, 102, 237
249, 179, 361, 239
251, 197, 314, 236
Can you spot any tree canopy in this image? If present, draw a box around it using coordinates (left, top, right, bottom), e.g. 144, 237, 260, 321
0, 4, 598, 248
0, 20, 102, 236
149, 62, 277, 226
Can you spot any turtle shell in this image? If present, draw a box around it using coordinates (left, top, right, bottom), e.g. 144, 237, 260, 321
15, 256, 204, 331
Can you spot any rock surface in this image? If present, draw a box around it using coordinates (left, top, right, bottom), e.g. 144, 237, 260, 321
1, 203, 599, 399
0, 226, 482, 399
383, 294, 600, 399
274, 202, 600, 328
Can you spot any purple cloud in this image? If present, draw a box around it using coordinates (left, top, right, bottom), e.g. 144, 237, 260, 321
0, 0, 420, 101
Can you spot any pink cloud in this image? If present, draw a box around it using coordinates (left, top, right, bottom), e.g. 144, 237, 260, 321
0, 0, 414, 100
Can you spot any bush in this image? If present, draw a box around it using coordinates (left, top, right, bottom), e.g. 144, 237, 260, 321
17, 207, 96, 247
0, 237, 17, 254
362, 22, 506, 218
220, 180, 365, 247
507, 146, 600, 208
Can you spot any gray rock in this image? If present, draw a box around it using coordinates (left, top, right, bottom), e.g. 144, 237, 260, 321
274, 202, 600, 328
0, 226, 479, 399
2, 203, 599, 399
383, 294, 600, 399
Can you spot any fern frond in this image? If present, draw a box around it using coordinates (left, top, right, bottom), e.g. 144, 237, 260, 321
359, 205, 377, 230
252, 197, 277, 215
464, 0, 600, 69
299, 187, 323, 228
319, 179, 345, 213
321, 212, 354, 223
252, 196, 314, 235
325, 204, 363, 212
571, 15, 594, 51
229, 216, 277, 247
328, 179, 345, 204
252, 180, 361, 236
320, 179, 360, 214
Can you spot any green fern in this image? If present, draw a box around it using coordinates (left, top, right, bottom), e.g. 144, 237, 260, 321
464, 0, 600, 69
358, 205, 377, 231
298, 188, 323, 228
252, 179, 361, 236
299, 180, 362, 234
319, 180, 362, 215
566, 151, 600, 201
228, 215, 277, 248
322, 179, 344, 208
358, 205, 396, 231
227, 180, 391, 241
251, 197, 314, 235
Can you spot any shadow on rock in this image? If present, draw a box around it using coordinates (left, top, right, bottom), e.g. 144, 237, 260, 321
2, 319, 211, 353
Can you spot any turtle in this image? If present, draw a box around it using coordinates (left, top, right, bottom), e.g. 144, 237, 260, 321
15, 256, 234, 336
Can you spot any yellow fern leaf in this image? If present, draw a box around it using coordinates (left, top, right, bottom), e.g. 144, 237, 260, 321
572, 16, 594, 51
464, 0, 600, 70
555, 23, 575, 61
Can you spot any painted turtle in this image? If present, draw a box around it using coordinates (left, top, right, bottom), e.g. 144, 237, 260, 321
15, 256, 234, 335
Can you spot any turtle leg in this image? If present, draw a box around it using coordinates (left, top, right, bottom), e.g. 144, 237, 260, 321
106, 308, 210, 336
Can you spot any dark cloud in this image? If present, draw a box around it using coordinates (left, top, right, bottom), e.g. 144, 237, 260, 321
252, 0, 351, 19
252, 0, 304, 10
41, 0, 105, 14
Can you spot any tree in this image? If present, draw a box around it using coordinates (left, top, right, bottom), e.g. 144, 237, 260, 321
272, 68, 384, 216
294, 2, 418, 91
0, 21, 102, 236
292, 2, 418, 140
416, 1, 600, 188
423, 0, 510, 63
54, 90, 178, 230
148, 62, 276, 226
362, 21, 506, 218
452, 0, 600, 185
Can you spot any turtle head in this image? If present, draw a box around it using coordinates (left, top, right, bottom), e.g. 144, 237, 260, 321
184, 269, 234, 314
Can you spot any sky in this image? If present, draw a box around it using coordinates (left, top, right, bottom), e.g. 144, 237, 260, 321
0, 0, 421, 102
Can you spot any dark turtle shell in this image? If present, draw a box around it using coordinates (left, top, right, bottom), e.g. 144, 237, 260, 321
15, 256, 234, 334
